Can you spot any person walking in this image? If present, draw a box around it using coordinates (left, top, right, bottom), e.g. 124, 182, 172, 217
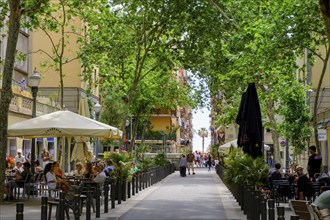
186, 150, 195, 175
207, 154, 212, 171
307, 145, 322, 181
194, 151, 201, 167
179, 155, 188, 177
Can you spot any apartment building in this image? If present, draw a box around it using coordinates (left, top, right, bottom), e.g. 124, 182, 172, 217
0, 22, 58, 159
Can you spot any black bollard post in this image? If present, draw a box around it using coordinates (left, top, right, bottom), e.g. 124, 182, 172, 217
260, 194, 267, 220
136, 174, 139, 194
127, 181, 131, 199
86, 185, 91, 220
142, 173, 145, 190
118, 180, 122, 205
122, 181, 126, 202
240, 185, 244, 211
104, 179, 109, 213
16, 202, 24, 220
95, 184, 101, 218
268, 199, 275, 220
245, 186, 250, 217
249, 186, 255, 220
41, 196, 48, 220
73, 187, 81, 220
254, 189, 260, 220
74, 187, 80, 220
243, 185, 247, 214
110, 179, 115, 209
132, 175, 135, 196
59, 191, 65, 220
277, 207, 285, 220
290, 216, 299, 220
139, 174, 142, 191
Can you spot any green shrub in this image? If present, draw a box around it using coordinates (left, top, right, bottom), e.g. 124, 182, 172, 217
154, 153, 168, 166
224, 148, 268, 188
107, 152, 133, 182
137, 158, 155, 171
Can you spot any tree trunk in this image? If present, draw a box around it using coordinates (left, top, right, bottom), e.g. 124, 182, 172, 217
312, 45, 330, 153
0, 0, 22, 203
265, 95, 281, 164
202, 137, 205, 153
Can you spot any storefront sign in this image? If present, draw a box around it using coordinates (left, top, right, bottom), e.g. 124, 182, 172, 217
318, 129, 327, 141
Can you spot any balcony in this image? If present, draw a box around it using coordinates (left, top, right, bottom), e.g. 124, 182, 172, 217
135, 131, 177, 142
5, 81, 59, 117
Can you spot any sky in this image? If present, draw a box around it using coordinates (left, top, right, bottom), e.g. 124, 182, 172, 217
192, 107, 211, 152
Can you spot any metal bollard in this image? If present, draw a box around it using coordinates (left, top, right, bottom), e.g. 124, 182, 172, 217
74, 187, 80, 220
110, 179, 115, 209
122, 181, 126, 201
243, 185, 247, 214
86, 185, 91, 220
104, 179, 109, 213
249, 186, 255, 220
268, 199, 275, 220
240, 185, 244, 211
132, 175, 135, 196
136, 174, 139, 194
118, 180, 122, 204
95, 184, 100, 218
127, 181, 131, 199
290, 216, 299, 220
277, 206, 285, 220
260, 194, 267, 220
16, 202, 24, 220
254, 189, 260, 220
41, 196, 48, 220
142, 173, 145, 190
139, 174, 142, 191
245, 186, 250, 218
59, 191, 65, 220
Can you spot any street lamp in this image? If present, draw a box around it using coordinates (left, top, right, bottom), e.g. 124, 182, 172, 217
94, 102, 102, 159
28, 67, 41, 173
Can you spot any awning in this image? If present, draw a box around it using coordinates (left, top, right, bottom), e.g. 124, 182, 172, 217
218, 139, 238, 152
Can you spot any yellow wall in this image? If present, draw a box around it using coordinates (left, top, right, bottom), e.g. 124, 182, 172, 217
29, 13, 89, 91
150, 116, 171, 133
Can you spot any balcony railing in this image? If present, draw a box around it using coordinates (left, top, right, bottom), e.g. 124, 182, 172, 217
135, 131, 177, 141
9, 92, 59, 117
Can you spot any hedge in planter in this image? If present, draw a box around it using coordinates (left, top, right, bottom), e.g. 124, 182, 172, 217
224, 148, 268, 189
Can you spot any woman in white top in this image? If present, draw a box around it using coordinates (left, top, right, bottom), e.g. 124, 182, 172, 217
43, 163, 70, 194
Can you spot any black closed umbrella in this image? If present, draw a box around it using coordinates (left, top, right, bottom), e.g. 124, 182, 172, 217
235, 83, 263, 158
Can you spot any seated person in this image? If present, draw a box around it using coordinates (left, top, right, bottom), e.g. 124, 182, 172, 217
92, 162, 107, 185
104, 163, 115, 177
43, 163, 70, 194
52, 161, 63, 178
130, 162, 139, 174
73, 162, 84, 176
296, 165, 314, 200
313, 190, 330, 210
34, 160, 43, 173
4, 162, 32, 200
12, 161, 24, 173
83, 162, 94, 179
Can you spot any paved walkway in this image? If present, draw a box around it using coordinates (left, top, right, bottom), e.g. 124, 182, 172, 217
0, 168, 294, 219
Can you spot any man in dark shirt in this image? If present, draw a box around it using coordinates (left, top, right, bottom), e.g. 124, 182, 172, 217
307, 146, 322, 181
4, 162, 31, 200
270, 163, 283, 181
